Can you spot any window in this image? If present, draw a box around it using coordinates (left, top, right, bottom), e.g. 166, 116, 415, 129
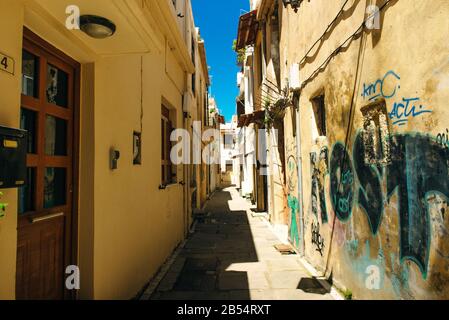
312, 94, 326, 137
224, 134, 234, 149
191, 36, 196, 95
22, 50, 39, 98
257, 45, 263, 87
204, 89, 209, 125
161, 105, 176, 185
361, 100, 391, 165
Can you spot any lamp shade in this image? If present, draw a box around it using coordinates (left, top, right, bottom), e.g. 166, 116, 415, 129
80, 15, 116, 39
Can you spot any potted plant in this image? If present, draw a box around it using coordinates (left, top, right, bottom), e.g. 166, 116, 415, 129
0, 192, 7, 218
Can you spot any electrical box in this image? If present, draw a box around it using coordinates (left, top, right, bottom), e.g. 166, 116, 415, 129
289, 63, 301, 91
0, 125, 27, 189
183, 91, 192, 114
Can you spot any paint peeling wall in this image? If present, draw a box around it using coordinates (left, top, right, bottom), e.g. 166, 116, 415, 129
279, 0, 449, 299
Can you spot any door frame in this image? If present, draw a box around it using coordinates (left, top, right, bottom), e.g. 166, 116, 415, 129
21, 27, 80, 300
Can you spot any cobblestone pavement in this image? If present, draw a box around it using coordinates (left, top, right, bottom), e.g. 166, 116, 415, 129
147, 187, 335, 300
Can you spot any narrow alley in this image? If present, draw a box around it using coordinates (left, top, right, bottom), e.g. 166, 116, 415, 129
144, 187, 336, 300
0, 0, 448, 304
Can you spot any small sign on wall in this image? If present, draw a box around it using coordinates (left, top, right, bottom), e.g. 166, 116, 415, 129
0, 52, 15, 75
133, 132, 142, 165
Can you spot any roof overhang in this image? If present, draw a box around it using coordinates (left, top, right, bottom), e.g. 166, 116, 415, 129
236, 10, 259, 51
198, 40, 210, 86
26, 0, 195, 73
257, 0, 275, 20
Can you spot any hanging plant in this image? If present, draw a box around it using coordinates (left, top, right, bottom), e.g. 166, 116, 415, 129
232, 40, 246, 65
0, 192, 8, 218
263, 86, 293, 132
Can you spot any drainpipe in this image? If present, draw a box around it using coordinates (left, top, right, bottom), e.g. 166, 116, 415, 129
295, 94, 305, 256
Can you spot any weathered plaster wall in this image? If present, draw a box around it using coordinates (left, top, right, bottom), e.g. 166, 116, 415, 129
280, 0, 449, 299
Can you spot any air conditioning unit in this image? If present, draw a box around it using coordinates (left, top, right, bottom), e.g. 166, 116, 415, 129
237, 72, 244, 87
289, 63, 301, 91
183, 91, 192, 114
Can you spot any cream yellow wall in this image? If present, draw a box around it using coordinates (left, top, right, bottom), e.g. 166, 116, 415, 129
0, 0, 24, 300
78, 63, 95, 299
92, 49, 186, 299
279, 0, 449, 299
0, 0, 192, 300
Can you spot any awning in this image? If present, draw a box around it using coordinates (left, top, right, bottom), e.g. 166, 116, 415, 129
236, 10, 259, 50
249, 110, 265, 124
237, 114, 248, 128
237, 110, 265, 128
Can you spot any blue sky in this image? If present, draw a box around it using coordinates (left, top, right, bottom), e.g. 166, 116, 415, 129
191, 0, 250, 122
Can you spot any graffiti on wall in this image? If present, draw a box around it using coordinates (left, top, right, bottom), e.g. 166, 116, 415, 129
329, 143, 354, 222
344, 240, 385, 291
311, 221, 325, 256
310, 147, 329, 223
436, 129, 449, 150
288, 194, 300, 248
287, 155, 300, 248
329, 131, 449, 278
361, 70, 401, 101
361, 70, 433, 126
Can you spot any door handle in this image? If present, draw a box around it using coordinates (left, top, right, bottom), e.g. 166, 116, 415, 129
31, 212, 64, 224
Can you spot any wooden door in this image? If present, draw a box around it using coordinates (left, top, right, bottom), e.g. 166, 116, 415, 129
16, 29, 79, 300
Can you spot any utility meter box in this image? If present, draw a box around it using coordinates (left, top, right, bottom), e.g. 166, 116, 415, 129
0, 125, 27, 189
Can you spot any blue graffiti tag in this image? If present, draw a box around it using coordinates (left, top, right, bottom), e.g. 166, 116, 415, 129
362, 70, 401, 101
362, 70, 433, 126
389, 97, 432, 126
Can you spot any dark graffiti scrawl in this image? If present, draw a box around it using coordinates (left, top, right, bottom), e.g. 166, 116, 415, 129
311, 221, 325, 256
436, 129, 449, 150
386, 134, 449, 277
330, 132, 449, 277
330, 143, 354, 221
353, 134, 384, 234
310, 147, 329, 223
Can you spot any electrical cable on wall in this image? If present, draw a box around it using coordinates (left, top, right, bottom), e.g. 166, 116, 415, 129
314, 0, 393, 278
299, 0, 391, 93
299, 0, 351, 66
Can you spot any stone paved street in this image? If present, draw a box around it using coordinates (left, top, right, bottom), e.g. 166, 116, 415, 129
147, 187, 335, 300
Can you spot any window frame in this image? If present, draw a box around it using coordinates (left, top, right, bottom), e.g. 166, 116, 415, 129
161, 105, 176, 185
311, 94, 327, 137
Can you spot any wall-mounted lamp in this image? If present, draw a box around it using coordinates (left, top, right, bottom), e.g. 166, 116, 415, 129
281, 0, 303, 12
80, 15, 116, 39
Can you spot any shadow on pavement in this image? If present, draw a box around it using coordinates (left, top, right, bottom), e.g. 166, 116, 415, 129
152, 190, 257, 300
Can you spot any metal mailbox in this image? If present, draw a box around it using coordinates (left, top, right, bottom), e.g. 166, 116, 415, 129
0, 125, 27, 189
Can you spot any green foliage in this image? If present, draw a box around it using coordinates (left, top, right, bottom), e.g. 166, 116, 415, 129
232, 40, 246, 65
343, 289, 353, 300
0, 192, 7, 218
